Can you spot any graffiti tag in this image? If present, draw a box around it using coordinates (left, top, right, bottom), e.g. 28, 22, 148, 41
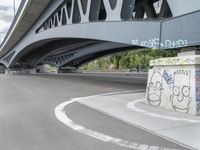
162, 70, 173, 88
132, 38, 188, 49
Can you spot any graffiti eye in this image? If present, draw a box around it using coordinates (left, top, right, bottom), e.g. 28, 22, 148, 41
149, 82, 153, 87
173, 86, 179, 96
156, 81, 162, 90
182, 86, 190, 97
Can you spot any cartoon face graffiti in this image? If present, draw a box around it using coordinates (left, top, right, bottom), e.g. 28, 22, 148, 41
170, 70, 192, 113
147, 69, 163, 106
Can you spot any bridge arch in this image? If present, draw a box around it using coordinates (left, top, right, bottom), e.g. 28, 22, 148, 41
50, 43, 141, 69
4, 17, 162, 69
8, 36, 143, 69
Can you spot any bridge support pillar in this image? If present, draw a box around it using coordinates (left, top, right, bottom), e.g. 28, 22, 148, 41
146, 49, 200, 115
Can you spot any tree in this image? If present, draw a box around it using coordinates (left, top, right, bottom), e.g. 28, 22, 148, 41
81, 49, 178, 72
109, 54, 123, 69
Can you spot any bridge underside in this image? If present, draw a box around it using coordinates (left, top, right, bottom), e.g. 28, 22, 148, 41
15, 39, 138, 69
0, 0, 200, 69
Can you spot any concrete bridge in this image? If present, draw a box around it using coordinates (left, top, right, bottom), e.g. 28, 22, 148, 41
0, 0, 200, 71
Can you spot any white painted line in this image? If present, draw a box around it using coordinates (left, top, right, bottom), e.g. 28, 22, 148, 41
127, 99, 200, 124
55, 91, 182, 150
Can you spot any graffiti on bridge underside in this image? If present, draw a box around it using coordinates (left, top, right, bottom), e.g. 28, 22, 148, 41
131, 38, 188, 49
132, 38, 160, 49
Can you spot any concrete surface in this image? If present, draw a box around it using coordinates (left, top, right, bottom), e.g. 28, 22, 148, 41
147, 52, 200, 115
77, 91, 200, 150
0, 73, 190, 150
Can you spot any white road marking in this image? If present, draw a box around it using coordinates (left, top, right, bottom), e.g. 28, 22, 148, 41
55, 91, 182, 150
127, 99, 200, 124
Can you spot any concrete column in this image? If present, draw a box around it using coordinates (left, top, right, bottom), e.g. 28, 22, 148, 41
146, 50, 200, 115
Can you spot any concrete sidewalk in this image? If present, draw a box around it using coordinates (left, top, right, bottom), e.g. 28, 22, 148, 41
77, 91, 200, 150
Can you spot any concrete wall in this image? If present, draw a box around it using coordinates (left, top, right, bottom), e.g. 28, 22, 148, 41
146, 54, 200, 115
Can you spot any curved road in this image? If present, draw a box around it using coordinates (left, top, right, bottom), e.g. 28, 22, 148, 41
0, 73, 190, 150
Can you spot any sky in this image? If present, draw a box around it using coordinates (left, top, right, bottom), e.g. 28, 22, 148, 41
0, 0, 22, 43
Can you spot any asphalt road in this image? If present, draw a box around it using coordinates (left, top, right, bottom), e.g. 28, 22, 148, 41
0, 73, 190, 150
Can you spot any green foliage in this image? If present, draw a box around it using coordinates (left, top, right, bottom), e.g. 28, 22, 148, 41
0, 66, 5, 74
81, 49, 178, 71
82, 57, 111, 71
109, 54, 123, 69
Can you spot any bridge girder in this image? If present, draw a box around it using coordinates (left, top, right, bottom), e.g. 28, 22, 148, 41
42, 42, 135, 68
0, 0, 200, 69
